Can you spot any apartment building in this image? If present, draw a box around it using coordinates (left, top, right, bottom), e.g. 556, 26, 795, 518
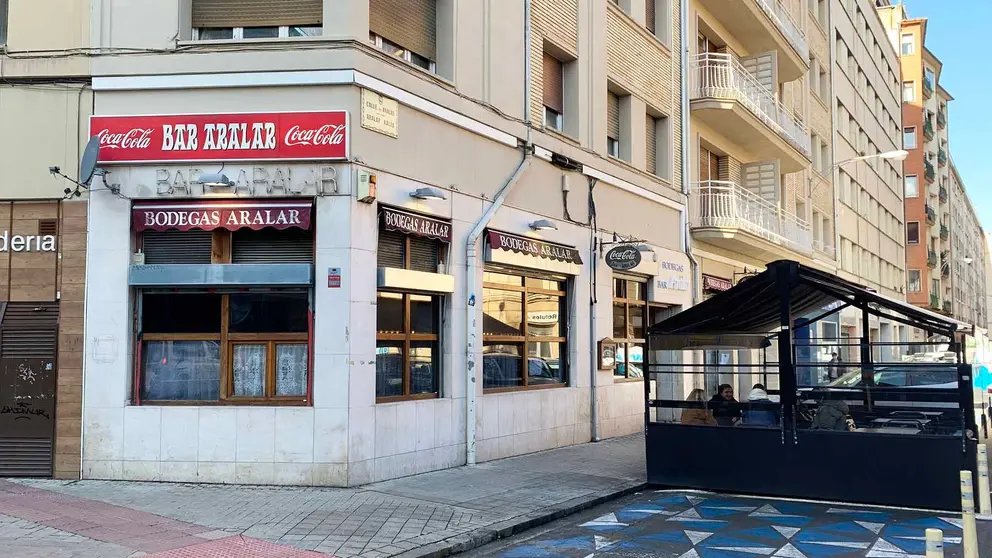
948, 161, 987, 328
0, 5, 91, 478
830, 0, 907, 357
79, 0, 690, 485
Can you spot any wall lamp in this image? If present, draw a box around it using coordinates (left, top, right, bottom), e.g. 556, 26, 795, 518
529, 219, 557, 231
410, 187, 446, 201
198, 172, 234, 187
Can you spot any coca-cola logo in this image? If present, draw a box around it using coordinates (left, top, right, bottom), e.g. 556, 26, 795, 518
284, 124, 346, 147
98, 128, 153, 150
605, 245, 642, 271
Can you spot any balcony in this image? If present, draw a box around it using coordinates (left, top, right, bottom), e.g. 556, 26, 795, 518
938, 148, 947, 167
691, 180, 813, 259
923, 76, 934, 99
940, 223, 949, 241
812, 240, 835, 259
937, 110, 947, 129
943, 300, 953, 314
924, 159, 936, 183
925, 204, 936, 225
689, 53, 811, 173
695, 0, 808, 81
923, 119, 935, 142
938, 185, 948, 204
927, 250, 938, 268
942, 263, 950, 278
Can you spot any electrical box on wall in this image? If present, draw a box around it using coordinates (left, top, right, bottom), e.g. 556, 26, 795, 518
356, 169, 377, 203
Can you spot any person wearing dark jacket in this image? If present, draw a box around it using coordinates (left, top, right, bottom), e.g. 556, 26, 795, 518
812, 397, 851, 431
709, 384, 741, 426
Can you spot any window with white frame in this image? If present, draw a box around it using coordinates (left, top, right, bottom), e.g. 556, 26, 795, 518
905, 175, 919, 198
901, 33, 914, 55
369, 32, 435, 72
194, 26, 321, 40
904, 127, 917, 149
902, 81, 915, 102
191, 0, 322, 41
543, 51, 565, 131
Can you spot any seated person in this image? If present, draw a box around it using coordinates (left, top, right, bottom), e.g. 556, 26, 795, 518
811, 390, 852, 431
681, 388, 717, 426
742, 383, 779, 427
709, 384, 742, 426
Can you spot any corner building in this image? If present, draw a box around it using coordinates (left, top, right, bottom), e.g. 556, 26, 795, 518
82, 0, 690, 485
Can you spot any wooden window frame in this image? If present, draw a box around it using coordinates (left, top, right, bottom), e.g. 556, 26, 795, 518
611, 277, 661, 381
375, 227, 444, 402
482, 271, 568, 393
137, 292, 311, 406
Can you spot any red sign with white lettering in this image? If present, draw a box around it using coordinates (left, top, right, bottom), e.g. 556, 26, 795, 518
132, 200, 313, 232
90, 111, 349, 163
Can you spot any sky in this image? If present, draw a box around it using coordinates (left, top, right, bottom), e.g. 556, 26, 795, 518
901, 0, 992, 232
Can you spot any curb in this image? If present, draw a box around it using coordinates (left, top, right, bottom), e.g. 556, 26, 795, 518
394, 481, 648, 558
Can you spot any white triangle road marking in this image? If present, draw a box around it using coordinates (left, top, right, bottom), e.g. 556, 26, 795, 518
939, 517, 964, 528
773, 543, 807, 558
684, 530, 713, 545
594, 535, 614, 550
677, 550, 701, 558
895, 535, 962, 544
772, 526, 801, 539
856, 520, 886, 534
711, 547, 775, 556
870, 539, 908, 553
804, 541, 871, 549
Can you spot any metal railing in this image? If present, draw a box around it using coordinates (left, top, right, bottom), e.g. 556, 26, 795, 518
692, 180, 812, 254
924, 118, 935, 141
940, 224, 949, 240
927, 249, 938, 268
929, 293, 940, 309
938, 185, 948, 203
923, 76, 934, 98
812, 240, 835, 258
938, 148, 947, 167
689, 53, 812, 158
754, 0, 808, 60
937, 110, 947, 129
925, 160, 936, 183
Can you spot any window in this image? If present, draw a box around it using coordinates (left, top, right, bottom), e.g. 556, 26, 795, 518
649, 112, 671, 180
191, 0, 322, 41
905, 175, 919, 198
0, 0, 6, 45
903, 127, 917, 149
816, 0, 827, 26
647, 0, 672, 44
646, 114, 658, 176
901, 33, 914, 55
369, 33, 435, 71
482, 271, 568, 390
906, 270, 920, 292
907, 222, 920, 244
195, 26, 320, 40
613, 278, 652, 380
368, 0, 437, 72
607, 91, 621, 158
376, 292, 440, 401
902, 81, 915, 102
543, 51, 564, 131
139, 291, 310, 403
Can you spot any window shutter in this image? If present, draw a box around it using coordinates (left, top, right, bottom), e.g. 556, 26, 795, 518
409, 236, 440, 273
192, 0, 322, 27
646, 115, 657, 175
142, 231, 213, 264
1, 302, 59, 359
542, 53, 564, 113
607, 92, 620, 141
232, 228, 314, 263
377, 230, 407, 269
646, 0, 656, 34
369, 0, 437, 60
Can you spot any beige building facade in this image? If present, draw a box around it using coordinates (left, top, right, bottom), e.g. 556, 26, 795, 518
78, 0, 692, 485
948, 162, 986, 328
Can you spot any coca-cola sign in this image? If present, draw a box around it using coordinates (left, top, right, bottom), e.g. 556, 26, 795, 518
90, 111, 349, 163
604, 245, 642, 271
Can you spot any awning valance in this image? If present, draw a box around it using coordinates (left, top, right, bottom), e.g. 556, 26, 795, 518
486, 230, 582, 265
133, 200, 313, 232
379, 206, 451, 243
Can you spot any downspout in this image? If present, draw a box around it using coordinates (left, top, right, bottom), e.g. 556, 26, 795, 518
589, 179, 599, 442
466, 0, 533, 466
680, 0, 697, 306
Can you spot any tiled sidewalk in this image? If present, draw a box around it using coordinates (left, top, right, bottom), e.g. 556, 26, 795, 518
2, 434, 647, 557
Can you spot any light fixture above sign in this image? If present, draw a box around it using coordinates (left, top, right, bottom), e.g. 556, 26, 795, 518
198, 172, 234, 188
410, 187, 446, 201
529, 219, 557, 231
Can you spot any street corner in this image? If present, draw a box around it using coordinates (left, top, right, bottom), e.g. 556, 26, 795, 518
470, 491, 978, 558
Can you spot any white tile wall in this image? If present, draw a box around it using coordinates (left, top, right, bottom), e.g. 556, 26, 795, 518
235, 408, 276, 462
314, 408, 349, 463
198, 408, 237, 462
160, 407, 199, 462
275, 408, 315, 463
122, 407, 161, 461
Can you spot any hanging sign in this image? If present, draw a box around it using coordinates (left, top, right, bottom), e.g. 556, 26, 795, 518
90, 111, 349, 163
604, 245, 642, 271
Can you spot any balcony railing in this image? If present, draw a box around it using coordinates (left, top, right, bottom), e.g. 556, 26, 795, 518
812, 240, 835, 259
924, 159, 936, 183
943, 300, 953, 314
692, 180, 812, 253
941, 263, 950, 278
754, 0, 808, 60
938, 148, 947, 167
925, 204, 936, 225
940, 224, 949, 240
937, 110, 947, 129
923, 76, 934, 99
938, 185, 948, 203
689, 53, 812, 158
923, 119, 935, 141
927, 250, 938, 268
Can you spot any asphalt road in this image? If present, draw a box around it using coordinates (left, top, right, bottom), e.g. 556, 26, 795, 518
462, 490, 992, 558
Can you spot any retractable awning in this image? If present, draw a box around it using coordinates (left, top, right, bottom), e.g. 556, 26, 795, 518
650, 260, 962, 347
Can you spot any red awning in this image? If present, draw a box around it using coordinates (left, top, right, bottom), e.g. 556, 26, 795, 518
132, 200, 313, 232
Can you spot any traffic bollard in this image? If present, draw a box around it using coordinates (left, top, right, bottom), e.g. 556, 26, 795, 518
979, 445, 992, 516
961, 470, 979, 558
983, 415, 988, 442
925, 528, 943, 558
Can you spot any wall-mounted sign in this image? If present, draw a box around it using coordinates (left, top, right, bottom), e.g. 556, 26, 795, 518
132, 200, 313, 232
380, 206, 451, 243
361, 89, 399, 138
598, 339, 617, 370
90, 111, 349, 163
702, 274, 732, 292
487, 230, 582, 264
656, 259, 689, 292
604, 245, 642, 271
328, 267, 342, 289
527, 311, 559, 325
0, 232, 56, 252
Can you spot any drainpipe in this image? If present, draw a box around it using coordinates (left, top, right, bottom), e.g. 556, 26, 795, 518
466, 0, 534, 466
589, 179, 600, 442
680, 0, 697, 306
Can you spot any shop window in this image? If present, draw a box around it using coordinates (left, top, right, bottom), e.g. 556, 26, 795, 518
482, 270, 568, 391
612, 277, 668, 380
138, 291, 309, 404
375, 292, 440, 401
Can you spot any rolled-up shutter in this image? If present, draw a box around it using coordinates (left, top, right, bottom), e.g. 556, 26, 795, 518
377, 230, 407, 269
369, 0, 436, 60
409, 236, 440, 274
232, 228, 314, 263
192, 0, 322, 28
142, 231, 213, 264
543, 53, 564, 113
646, 0, 656, 34
1, 303, 58, 359
646, 115, 658, 175
607, 92, 620, 142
